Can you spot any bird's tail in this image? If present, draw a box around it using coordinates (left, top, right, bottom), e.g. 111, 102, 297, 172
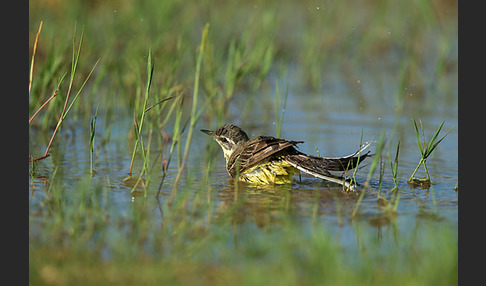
285, 142, 371, 190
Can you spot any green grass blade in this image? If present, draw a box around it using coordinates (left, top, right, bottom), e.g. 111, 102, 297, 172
425, 123, 453, 158
412, 116, 424, 156
127, 48, 154, 176
424, 120, 444, 158
89, 103, 100, 175
392, 140, 400, 185
365, 131, 386, 185
275, 82, 288, 138
171, 23, 210, 194
430, 126, 454, 152
145, 48, 154, 101
61, 59, 100, 121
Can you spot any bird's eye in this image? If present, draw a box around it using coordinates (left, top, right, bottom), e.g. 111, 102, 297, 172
220, 137, 228, 143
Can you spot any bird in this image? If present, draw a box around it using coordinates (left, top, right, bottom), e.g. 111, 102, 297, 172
200, 124, 371, 190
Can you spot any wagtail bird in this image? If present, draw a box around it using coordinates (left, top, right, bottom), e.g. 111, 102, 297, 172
201, 124, 371, 190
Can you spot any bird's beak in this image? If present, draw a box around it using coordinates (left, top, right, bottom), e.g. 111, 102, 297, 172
200, 129, 214, 136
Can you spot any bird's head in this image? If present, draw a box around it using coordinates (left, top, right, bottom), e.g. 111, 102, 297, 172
200, 124, 249, 161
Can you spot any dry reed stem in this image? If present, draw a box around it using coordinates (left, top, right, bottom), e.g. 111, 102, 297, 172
29, 89, 58, 124
29, 21, 43, 96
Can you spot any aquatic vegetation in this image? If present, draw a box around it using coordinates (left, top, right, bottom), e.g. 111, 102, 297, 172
391, 140, 401, 191
29, 23, 99, 163
89, 103, 99, 176
409, 117, 453, 187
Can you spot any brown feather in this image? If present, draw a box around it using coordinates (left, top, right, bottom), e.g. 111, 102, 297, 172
227, 136, 303, 177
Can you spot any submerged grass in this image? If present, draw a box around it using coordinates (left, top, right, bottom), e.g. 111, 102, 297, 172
29, 173, 458, 285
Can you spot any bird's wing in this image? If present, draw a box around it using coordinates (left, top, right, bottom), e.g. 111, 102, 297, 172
227, 136, 303, 177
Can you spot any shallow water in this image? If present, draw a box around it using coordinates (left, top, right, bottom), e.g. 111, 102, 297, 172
29, 57, 458, 254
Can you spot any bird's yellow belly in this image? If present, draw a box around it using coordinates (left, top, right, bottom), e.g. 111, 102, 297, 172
238, 158, 299, 185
